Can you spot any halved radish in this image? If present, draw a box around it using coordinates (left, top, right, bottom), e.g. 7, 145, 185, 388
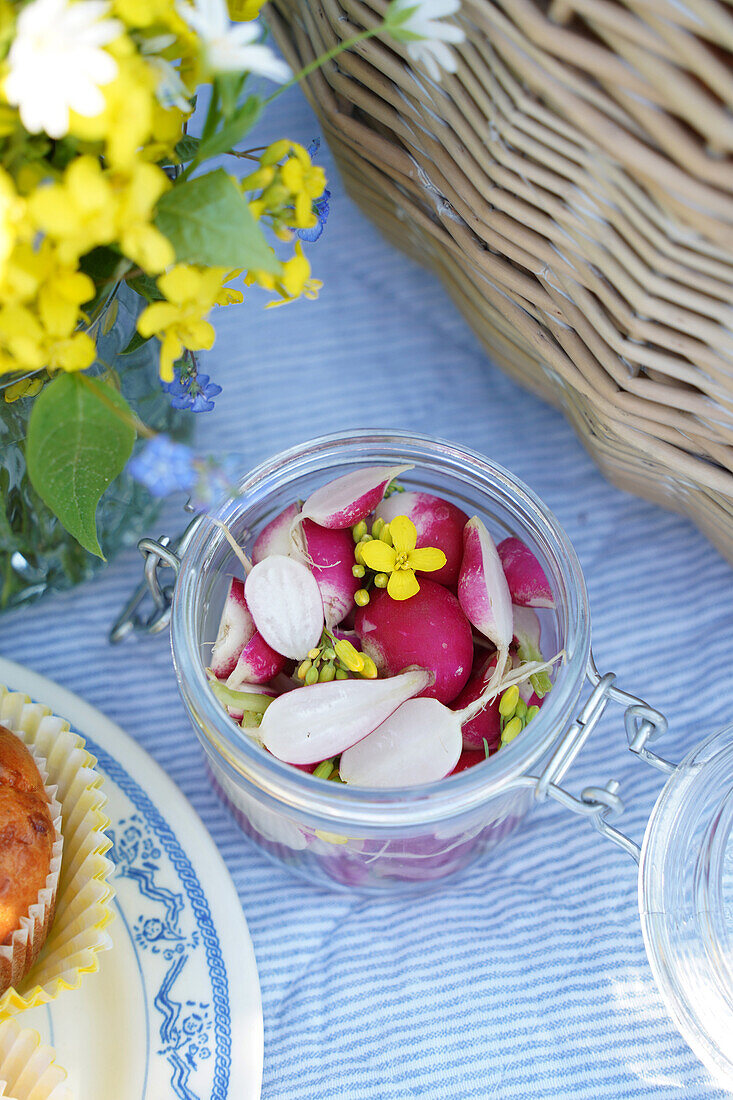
211, 577, 255, 679
245, 555, 324, 660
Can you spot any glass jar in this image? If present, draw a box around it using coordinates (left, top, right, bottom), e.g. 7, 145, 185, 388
123, 429, 733, 1086
0, 284, 191, 612
171, 430, 598, 890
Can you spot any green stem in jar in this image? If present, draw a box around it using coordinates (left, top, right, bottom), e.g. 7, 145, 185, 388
207, 676, 274, 714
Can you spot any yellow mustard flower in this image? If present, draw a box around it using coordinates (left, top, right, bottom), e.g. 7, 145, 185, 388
137, 264, 225, 382
227, 0, 265, 20
0, 304, 47, 372
28, 156, 117, 264
0, 169, 26, 275
243, 141, 326, 232
46, 332, 97, 373
114, 161, 175, 274
360, 515, 446, 600
36, 256, 95, 339
70, 52, 157, 169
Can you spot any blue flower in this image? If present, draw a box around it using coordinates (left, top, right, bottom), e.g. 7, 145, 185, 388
127, 436, 197, 498
297, 189, 331, 242
162, 367, 222, 413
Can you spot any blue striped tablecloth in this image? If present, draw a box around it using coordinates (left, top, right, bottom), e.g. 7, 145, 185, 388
3, 87, 733, 1100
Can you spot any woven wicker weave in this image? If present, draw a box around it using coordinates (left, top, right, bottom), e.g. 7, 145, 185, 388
268, 0, 733, 560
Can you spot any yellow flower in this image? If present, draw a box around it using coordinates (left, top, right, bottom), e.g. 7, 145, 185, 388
137, 264, 223, 381
0, 305, 47, 371
70, 53, 157, 168
28, 157, 117, 263
114, 161, 175, 274
360, 515, 446, 601
244, 141, 326, 232
227, 0, 264, 19
0, 169, 26, 276
46, 332, 97, 373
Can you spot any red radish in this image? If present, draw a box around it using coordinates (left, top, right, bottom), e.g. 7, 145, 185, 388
450, 655, 502, 751
452, 749, 487, 773
354, 580, 473, 704
260, 668, 433, 764
293, 520, 359, 629
498, 537, 554, 608
513, 605, 552, 697
339, 658, 556, 787
295, 465, 413, 530
245, 555, 324, 660
458, 516, 513, 687
227, 631, 287, 688
252, 502, 300, 564
211, 578, 255, 679
376, 491, 468, 587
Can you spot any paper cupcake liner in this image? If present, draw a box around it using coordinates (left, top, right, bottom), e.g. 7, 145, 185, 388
0, 1017, 71, 1100
0, 685, 115, 1017
0, 748, 63, 997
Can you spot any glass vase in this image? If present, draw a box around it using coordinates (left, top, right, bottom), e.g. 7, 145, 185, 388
0, 284, 191, 612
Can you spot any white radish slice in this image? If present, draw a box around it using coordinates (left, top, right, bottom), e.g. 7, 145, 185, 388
296, 465, 413, 530
260, 668, 433, 764
458, 516, 513, 690
340, 697, 462, 787
245, 555, 324, 660
210, 577, 255, 679
252, 502, 301, 564
340, 655, 560, 788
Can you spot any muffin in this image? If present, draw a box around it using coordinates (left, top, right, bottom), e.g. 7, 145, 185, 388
0, 685, 113, 1016
0, 726, 62, 998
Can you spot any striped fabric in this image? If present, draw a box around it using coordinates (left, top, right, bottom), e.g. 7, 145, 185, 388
3, 88, 733, 1100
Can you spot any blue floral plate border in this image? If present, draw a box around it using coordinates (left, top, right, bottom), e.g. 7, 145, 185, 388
0, 656, 263, 1100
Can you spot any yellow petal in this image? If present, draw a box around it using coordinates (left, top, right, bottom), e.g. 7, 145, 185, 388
387, 568, 420, 601
388, 515, 417, 554
137, 300, 181, 337
408, 547, 447, 573
360, 540, 396, 573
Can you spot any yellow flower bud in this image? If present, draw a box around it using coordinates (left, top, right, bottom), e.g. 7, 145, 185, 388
502, 717, 523, 744
334, 639, 365, 673
499, 685, 519, 718
359, 655, 378, 680
354, 589, 370, 607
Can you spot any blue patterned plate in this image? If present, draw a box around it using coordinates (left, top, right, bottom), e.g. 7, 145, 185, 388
0, 656, 263, 1100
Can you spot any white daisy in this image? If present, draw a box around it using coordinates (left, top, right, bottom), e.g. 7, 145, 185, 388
5, 0, 122, 139
387, 0, 465, 82
177, 0, 291, 82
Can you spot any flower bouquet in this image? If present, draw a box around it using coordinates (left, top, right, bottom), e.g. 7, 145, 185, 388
0, 0, 464, 610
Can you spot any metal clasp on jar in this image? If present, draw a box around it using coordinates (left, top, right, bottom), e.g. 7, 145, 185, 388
518, 653, 674, 863
109, 513, 202, 642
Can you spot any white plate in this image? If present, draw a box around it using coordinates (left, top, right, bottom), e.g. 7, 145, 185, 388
0, 656, 263, 1100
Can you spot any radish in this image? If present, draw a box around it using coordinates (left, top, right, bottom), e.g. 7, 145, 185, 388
227, 630, 287, 688
252, 502, 300, 564
354, 580, 473, 704
457, 516, 513, 688
211, 577, 255, 679
376, 491, 468, 587
340, 658, 554, 787
245, 555, 324, 660
450, 654, 502, 751
498, 537, 554, 608
513, 605, 553, 697
260, 667, 433, 764
293, 519, 359, 629
295, 465, 413, 530
452, 749, 487, 774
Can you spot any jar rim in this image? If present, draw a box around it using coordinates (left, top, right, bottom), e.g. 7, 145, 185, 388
171, 429, 591, 830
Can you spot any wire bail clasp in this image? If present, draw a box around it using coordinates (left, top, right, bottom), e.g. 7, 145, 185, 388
109, 512, 203, 643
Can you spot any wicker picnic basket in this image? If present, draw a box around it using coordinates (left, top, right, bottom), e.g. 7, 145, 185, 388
268, 0, 733, 560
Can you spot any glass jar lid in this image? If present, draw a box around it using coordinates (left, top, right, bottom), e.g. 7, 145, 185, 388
639, 724, 733, 1087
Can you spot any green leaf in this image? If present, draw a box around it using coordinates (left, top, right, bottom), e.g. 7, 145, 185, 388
174, 135, 201, 162
26, 374, 136, 558
128, 272, 166, 302
154, 168, 280, 273
121, 329, 153, 355
197, 97, 261, 162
